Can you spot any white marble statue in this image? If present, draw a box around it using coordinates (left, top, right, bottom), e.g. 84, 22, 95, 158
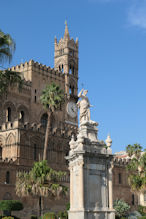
77, 88, 92, 123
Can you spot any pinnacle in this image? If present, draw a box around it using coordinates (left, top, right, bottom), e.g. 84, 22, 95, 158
64, 21, 70, 40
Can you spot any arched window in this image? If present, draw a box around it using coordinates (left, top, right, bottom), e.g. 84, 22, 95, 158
59, 65, 61, 72
19, 111, 24, 123
69, 86, 72, 94
6, 171, 10, 184
6, 107, 11, 122
118, 173, 122, 184
132, 194, 135, 205
69, 64, 72, 74
34, 89, 37, 103
62, 64, 64, 73
41, 113, 48, 128
34, 144, 37, 161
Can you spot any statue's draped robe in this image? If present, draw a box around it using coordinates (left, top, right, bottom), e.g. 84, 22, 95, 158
77, 95, 90, 123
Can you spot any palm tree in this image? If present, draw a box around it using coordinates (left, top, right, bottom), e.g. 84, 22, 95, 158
16, 160, 67, 217
0, 69, 24, 96
0, 30, 23, 96
40, 82, 64, 160
133, 143, 142, 159
0, 30, 15, 64
126, 144, 134, 157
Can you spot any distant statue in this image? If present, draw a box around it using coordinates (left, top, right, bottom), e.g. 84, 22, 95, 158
77, 88, 92, 123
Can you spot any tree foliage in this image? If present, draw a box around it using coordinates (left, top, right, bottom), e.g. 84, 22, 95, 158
40, 82, 64, 113
113, 199, 130, 217
0, 200, 23, 212
16, 160, 67, 198
126, 144, 146, 193
0, 30, 24, 97
0, 30, 15, 64
0, 70, 24, 96
40, 83, 64, 160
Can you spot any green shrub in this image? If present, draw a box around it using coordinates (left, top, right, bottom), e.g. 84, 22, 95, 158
0, 216, 20, 219
138, 205, 146, 216
0, 200, 23, 212
41, 212, 57, 219
115, 217, 127, 219
66, 203, 70, 211
31, 215, 38, 219
138, 217, 146, 219
2, 217, 14, 219
57, 211, 68, 219
114, 199, 130, 218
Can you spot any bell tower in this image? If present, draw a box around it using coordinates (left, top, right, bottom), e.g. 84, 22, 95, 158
54, 22, 78, 97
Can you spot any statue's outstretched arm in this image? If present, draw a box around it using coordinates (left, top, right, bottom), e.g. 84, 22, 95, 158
78, 88, 84, 97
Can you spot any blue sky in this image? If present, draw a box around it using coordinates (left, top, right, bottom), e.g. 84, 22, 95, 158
1, 0, 146, 153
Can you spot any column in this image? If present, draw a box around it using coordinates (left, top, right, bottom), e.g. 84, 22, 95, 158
79, 161, 84, 210
108, 164, 113, 209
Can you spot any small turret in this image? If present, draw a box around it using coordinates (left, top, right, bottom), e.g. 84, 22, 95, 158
64, 21, 70, 41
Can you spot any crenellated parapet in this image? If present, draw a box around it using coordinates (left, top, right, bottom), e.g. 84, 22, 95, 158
8, 59, 65, 83
0, 120, 78, 139
0, 120, 44, 133
113, 156, 130, 166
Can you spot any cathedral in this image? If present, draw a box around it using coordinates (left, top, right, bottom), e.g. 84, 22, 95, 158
0, 24, 141, 218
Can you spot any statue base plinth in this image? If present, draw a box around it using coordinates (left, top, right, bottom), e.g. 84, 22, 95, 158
79, 120, 98, 142
69, 209, 115, 219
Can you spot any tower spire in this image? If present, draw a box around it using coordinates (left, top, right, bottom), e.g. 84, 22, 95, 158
64, 20, 70, 40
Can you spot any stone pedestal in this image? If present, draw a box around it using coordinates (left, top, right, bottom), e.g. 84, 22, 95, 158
66, 120, 115, 219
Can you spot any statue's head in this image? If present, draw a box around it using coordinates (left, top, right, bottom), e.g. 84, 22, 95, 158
83, 90, 88, 96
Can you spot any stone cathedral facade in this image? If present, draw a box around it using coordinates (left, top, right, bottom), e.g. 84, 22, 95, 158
0, 24, 141, 218
0, 24, 79, 217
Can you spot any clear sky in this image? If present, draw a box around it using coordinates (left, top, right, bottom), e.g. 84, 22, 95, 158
1, 0, 146, 153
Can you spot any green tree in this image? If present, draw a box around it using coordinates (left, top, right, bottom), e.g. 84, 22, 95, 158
126, 144, 146, 193
0, 70, 24, 97
126, 144, 134, 157
40, 83, 64, 160
0, 30, 15, 64
16, 160, 67, 217
0, 30, 23, 97
0, 200, 23, 217
113, 199, 130, 218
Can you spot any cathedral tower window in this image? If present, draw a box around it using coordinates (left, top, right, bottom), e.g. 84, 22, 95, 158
6, 107, 11, 122
69, 64, 72, 74
19, 111, 24, 123
41, 113, 48, 128
6, 171, 10, 184
118, 173, 122, 184
132, 194, 135, 205
34, 89, 37, 103
34, 144, 37, 161
59, 65, 61, 72
69, 86, 72, 94
62, 64, 64, 73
